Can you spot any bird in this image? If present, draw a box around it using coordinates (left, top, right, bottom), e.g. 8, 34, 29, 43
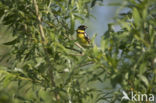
76, 25, 90, 46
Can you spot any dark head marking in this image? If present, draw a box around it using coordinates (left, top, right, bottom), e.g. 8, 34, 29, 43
78, 25, 88, 30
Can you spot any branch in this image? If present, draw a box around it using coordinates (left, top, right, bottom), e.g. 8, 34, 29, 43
79, 61, 94, 67
33, 0, 46, 41
74, 42, 85, 50
69, 53, 84, 56
65, 46, 82, 54
64, 34, 85, 50
33, 0, 59, 101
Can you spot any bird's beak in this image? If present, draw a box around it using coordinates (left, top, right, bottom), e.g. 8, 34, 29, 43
85, 26, 88, 29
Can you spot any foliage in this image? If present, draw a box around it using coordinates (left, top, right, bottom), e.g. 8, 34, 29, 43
0, 0, 155, 103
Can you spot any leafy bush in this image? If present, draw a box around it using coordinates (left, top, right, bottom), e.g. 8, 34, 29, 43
0, 0, 155, 103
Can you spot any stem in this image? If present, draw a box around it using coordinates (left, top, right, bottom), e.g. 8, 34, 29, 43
64, 34, 85, 51
33, 0, 46, 41
65, 46, 82, 54
33, 0, 59, 101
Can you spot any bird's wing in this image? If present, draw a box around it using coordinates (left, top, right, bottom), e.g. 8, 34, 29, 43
84, 32, 90, 43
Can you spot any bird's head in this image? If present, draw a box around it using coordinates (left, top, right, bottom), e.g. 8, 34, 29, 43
77, 25, 88, 30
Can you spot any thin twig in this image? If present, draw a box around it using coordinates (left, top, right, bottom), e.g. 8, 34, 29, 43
65, 46, 82, 54
64, 34, 85, 50
74, 42, 85, 50
79, 61, 94, 67
69, 53, 84, 56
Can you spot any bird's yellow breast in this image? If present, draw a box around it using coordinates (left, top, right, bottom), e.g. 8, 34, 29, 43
77, 33, 88, 45
78, 33, 84, 38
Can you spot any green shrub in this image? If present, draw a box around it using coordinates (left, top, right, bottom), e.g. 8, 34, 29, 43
0, 0, 155, 103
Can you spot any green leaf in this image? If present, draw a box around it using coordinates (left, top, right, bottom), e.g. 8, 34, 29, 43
70, 13, 75, 34
142, 7, 147, 20
138, 74, 149, 87
91, 0, 96, 7
3, 38, 18, 45
133, 8, 141, 27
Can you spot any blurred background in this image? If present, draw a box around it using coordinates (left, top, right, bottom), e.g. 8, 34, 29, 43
86, 0, 123, 45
